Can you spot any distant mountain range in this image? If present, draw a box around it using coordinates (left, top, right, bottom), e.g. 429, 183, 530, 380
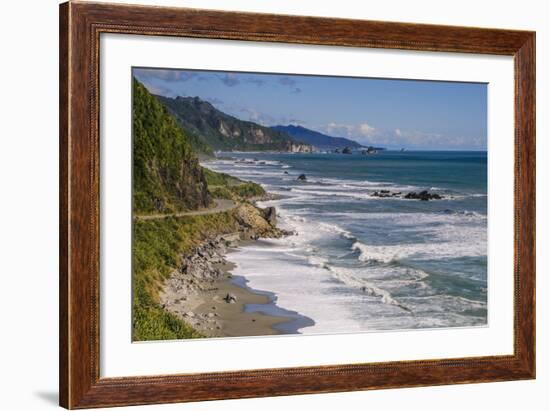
155, 95, 311, 153
271, 125, 364, 150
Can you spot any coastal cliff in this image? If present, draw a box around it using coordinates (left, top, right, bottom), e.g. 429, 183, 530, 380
133, 79, 211, 214
156, 94, 313, 152
272, 124, 363, 150
132, 78, 291, 341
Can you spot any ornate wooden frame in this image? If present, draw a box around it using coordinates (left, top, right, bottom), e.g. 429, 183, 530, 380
59, 1, 536, 408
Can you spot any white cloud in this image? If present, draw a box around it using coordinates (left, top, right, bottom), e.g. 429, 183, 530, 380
325, 122, 356, 137
359, 123, 376, 136
235, 107, 305, 127
239, 108, 271, 125
372, 128, 486, 150
322, 122, 377, 140
319, 122, 486, 150
134, 68, 197, 82
140, 81, 174, 97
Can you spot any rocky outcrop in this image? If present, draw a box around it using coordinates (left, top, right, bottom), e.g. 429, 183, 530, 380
404, 191, 443, 201
372, 190, 402, 198
159, 201, 290, 332
289, 143, 314, 153
162, 233, 231, 300
234, 203, 284, 238
164, 203, 284, 297
362, 146, 379, 155
371, 189, 444, 201
262, 206, 277, 226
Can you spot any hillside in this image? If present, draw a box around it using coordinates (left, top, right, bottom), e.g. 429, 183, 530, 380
156, 95, 312, 152
133, 78, 212, 214
271, 125, 363, 150
132, 79, 278, 341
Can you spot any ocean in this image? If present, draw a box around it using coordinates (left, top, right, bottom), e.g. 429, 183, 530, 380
205, 151, 488, 334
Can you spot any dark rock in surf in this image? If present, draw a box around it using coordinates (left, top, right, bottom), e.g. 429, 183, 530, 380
371, 189, 442, 200
404, 190, 443, 201
297, 174, 307, 181
372, 190, 391, 198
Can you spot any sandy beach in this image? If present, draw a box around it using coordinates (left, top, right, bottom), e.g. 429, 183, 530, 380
160, 227, 313, 338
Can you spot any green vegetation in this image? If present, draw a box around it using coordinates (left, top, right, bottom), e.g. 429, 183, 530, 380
202, 167, 241, 186
131, 78, 269, 341
133, 78, 211, 214
133, 212, 241, 341
156, 95, 302, 151
178, 127, 213, 157
230, 182, 266, 199
203, 167, 266, 201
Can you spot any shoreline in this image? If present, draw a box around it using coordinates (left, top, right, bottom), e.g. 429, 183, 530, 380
159, 202, 313, 338
165, 153, 488, 336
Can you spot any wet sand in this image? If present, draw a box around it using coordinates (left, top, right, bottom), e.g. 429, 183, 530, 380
162, 257, 312, 338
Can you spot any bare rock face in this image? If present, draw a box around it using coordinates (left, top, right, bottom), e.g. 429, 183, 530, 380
262, 207, 277, 227
218, 121, 230, 137
234, 203, 273, 234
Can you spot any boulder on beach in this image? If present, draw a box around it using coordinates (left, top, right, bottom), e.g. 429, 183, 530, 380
224, 293, 237, 303
297, 174, 307, 181
234, 203, 273, 234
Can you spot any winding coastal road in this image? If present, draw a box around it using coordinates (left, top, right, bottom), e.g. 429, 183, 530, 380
134, 198, 237, 220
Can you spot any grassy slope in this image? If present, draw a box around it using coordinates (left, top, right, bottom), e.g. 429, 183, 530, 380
203, 167, 265, 201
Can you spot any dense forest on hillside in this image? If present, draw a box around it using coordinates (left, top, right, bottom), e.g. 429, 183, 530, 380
157, 95, 309, 152
133, 79, 212, 214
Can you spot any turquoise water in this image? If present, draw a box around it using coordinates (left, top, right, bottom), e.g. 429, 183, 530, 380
206, 151, 487, 333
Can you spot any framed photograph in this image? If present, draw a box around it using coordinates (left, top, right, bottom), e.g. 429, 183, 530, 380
59, 2, 535, 409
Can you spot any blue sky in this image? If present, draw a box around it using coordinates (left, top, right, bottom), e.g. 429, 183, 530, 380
133, 67, 487, 150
